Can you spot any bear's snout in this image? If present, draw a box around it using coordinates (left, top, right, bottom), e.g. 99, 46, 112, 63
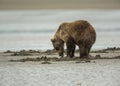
55, 47, 59, 51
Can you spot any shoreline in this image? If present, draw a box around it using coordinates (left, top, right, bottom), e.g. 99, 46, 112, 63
0, 47, 120, 63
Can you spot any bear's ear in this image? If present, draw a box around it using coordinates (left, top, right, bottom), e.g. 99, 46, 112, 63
51, 38, 56, 42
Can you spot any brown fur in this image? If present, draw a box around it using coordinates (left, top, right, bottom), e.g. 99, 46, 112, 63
51, 20, 96, 58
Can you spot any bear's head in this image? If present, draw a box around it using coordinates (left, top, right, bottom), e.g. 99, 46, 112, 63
51, 37, 64, 51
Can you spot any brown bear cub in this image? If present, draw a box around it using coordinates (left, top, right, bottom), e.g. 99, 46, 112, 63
51, 20, 96, 59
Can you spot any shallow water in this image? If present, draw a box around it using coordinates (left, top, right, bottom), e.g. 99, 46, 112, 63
0, 10, 120, 51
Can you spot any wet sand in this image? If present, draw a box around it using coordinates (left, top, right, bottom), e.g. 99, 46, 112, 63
0, 47, 120, 62
0, 47, 120, 86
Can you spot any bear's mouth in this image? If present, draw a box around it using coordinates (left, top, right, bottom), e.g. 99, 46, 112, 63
55, 47, 59, 51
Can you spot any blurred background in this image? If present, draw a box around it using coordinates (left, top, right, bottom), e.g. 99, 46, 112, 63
0, 0, 120, 51
0, 0, 120, 9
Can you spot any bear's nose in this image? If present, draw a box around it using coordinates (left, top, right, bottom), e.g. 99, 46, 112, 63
55, 47, 59, 50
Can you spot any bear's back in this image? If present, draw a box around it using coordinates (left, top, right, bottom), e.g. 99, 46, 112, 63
68, 20, 96, 43
70, 20, 91, 30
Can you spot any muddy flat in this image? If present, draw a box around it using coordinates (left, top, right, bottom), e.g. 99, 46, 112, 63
0, 48, 120, 86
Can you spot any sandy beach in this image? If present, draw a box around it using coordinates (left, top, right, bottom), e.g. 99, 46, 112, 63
0, 48, 120, 86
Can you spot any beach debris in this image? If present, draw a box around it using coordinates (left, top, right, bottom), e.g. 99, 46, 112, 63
9, 51, 120, 62
41, 61, 51, 64
4, 50, 13, 53
114, 55, 120, 59
10, 50, 41, 56
95, 55, 101, 59
9, 56, 50, 62
75, 59, 96, 63
11, 52, 31, 56
41, 56, 48, 60
43, 49, 57, 55
9, 59, 17, 62
9, 57, 41, 62
10, 50, 40, 56
9, 56, 52, 64
75, 59, 91, 63
91, 47, 120, 53
27, 50, 41, 53
11, 50, 32, 56
94, 54, 120, 59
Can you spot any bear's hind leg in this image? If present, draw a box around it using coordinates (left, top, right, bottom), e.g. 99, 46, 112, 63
87, 44, 93, 58
79, 45, 89, 59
